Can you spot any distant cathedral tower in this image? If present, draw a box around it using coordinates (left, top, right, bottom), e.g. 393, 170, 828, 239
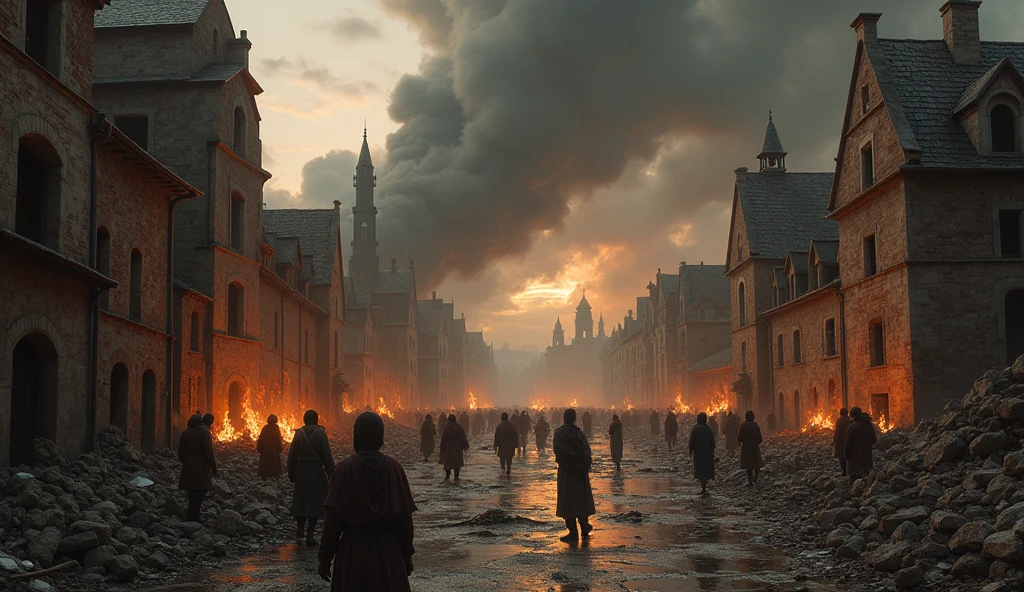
350, 127, 378, 291
552, 317, 565, 347
574, 292, 594, 341
758, 111, 787, 173
598, 311, 606, 337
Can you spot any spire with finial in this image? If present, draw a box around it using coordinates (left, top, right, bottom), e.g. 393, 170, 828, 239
357, 123, 373, 168
552, 316, 565, 347
758, 109, 787, 173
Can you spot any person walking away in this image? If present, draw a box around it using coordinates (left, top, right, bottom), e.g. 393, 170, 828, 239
582, 410, 593, 438
649, 410, 660, 438
493, 412, 518, 475
439, 414, 470, 481
553, 409, 596, 542
458, 410, 470, 434
436, 413, 447, 442
833, 408, 852, 477
689, 412, 716, 495
608, 414, 624, 471
534, 415, 550, 453
708, 414, 720, 442
288, 410, 335, 545
473, 409, 485, 437
257, 414, 284, 480
664, 411, 679, 450
736, 411, 763, 487
178, 413, 217, 523
843, 407, 876, 485
766, 409, 777, 434
420, 414, 437, 462
724, 411, 741, 458
318, 412, 417, 591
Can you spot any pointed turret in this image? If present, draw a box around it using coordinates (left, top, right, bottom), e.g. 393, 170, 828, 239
598, 311, 606, 337
350, 127, 379, 292
577, 292, 592, 312
357, 124, 373, 168
552, 316, 565, 347
574, 291, 594, 340
758, 111, 787, 173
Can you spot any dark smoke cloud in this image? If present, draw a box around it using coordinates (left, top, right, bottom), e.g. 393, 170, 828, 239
265, 149, 361, 208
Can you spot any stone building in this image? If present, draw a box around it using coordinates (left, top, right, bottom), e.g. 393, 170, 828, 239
1, 0, 203, 465
417, 292, 453, 409
675, 262, 732, 407
646, 271, 679, 406
602, 300, 648, 407
544, 294, 607, 404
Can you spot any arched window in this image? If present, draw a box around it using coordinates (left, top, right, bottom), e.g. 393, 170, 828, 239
129, 249, 142, 321
230, 192, 245, 250
233, 107, 246, 157
737, 282, 746, 326
190, 312, 201, 352
10, 333, 59, 465
25, 0, 61, 75
97, 227, 111, 310
16, 135, 62, 248
228, 282, 244, 337
359, 222, 369, 243
992, 104, 1017, 153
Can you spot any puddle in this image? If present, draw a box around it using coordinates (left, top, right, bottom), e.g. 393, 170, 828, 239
415, 540, 525, 569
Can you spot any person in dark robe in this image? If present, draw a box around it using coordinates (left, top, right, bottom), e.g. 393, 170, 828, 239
288, 410, 336, 545
766, 409, 777, 433
436, 414, 447, 442
317, 412, 417, 591
534, 415, 550, 452
257, 414, 284, 480
724, 411, 741, 458
688, 412, 716, 495
843, 407, 876, 485
493, 412, 518, 475
516, 411, 532, 457
708, 414, 720, 441
420, 414, 437, 462
737, 411, 764, 487
553, 409, 596, 541
581, 410, 593, 438
608, 414, 624, 471
833, 408, 852, 477
664, 411, 679, 450
439, 414, 470, 481
649, 410, 660, 438
202, 413, 215, 429
178, 413, 218, 523
458, 410, 470, 433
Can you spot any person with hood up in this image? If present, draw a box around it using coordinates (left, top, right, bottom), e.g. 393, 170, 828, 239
553, 409, 596, 542
493, 412, 518, 475
608, 414, 624, 471
288, 410, 335, 545
833, 408, 852, 477
736, 410, 764, 487
256, 414, 284, 480
843, 407, 877, 484
178, 413, 218, 523
317, 412, 417, 591
439, 414, 470, 481
534, 414, 550, 453
420, 414, 437, 462
689, 412, 716, 495
664, 411, 679, 450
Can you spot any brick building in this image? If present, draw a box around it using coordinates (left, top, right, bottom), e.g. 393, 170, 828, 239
602, 299, 648, 407
675, 262, 732, 407
417, 293, 453, 408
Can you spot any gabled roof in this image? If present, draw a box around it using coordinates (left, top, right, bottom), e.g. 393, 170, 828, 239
786, 251, 809, 275
95, 0, 210, 28
416, 300, 445, 335
678, 264, 728, 310
735, 172, 836, 259
809, 239, 839, 265
376, 268, 415, 295
772, 266, 787, 288
262, 208, 341, 286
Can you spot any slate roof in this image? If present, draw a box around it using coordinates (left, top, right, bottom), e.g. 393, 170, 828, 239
357, 134, 373, 168
787, 251, 809, 275
810, 240, 839, 265
736, 172, 836, 259
262, 209, 340, 286
759, 116, 786, 156
876, 39, 1024, 169
416, 300, 445, 335
95, 0, 210, 28
94, 63, 244, 86
679, 264, 728, 310
689, 347, 733, 374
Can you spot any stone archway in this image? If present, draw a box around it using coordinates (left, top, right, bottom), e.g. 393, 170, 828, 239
227, 381, 244, 430
10, 332, 58, 465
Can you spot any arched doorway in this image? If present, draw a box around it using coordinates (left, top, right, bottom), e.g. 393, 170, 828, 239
10, 334, 58, 465
1006, 290, 1024, 365
793, 391, 801, 430
110, 364, 129, 433
777, 392, 785, 430
227, 382, 244, 430
141, 370, 156, 453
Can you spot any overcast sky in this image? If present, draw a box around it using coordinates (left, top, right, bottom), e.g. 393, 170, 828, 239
226, 0, 1024, 350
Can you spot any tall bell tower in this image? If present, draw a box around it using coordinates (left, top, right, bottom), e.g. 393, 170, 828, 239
350, 127, 378, 291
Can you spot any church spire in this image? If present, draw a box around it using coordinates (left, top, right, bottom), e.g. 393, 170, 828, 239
357, 125, 373, 168
552, 317, 565, 347
598, 310, 606, 337
350, 128, 379, 292
758, 110, 787, 173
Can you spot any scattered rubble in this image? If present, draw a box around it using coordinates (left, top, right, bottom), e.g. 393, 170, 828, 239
450, 509, 547, 527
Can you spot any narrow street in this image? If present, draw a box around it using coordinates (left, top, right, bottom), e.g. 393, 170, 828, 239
149, 429, 836, 591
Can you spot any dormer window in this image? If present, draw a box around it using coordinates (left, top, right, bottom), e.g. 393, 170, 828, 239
991, 104, 1017, 153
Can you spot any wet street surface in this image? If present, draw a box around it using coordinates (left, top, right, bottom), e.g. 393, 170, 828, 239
148, 431, 837, 591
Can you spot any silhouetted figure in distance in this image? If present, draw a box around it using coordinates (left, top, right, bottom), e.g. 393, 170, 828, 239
288, 410, 335, 545
257, 414, 283, 480
737, 410, 763, 487
178, 412, 218, 523
689, 412, 715, 495
608, 414, 623, 471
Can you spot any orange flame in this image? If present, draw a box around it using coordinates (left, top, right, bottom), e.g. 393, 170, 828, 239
214, 387, 301, 443
673, 393, 692, 415
468, 390, 478, 411
876, 413, 894, 433
623, 396, 634, 411
801, 410, 835, 432
704, 385, 730, 416
377, 396, 394, 418
569, 398, 578, 408
530, 396, 550, 410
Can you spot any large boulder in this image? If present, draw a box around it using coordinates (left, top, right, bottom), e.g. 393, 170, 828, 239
951, 553, 991, 577
25, 527, 61, 567
69, 520, 112, 545
925, 433, 968, 472
881, 506, 930, 536
983, 531, 1024, 563
949, 521, 996, 555
30, 439, 61, 467
894, 566, 925, 590
213, 509, 249, 537
988, 475, 1021, 504
995, 502, 1024, 532
967, 469, 1004, 490
871, 541, 914, 572
971, 432, 1012, 458
56, 530, 100, 555
931, 511, 967, 535
82, 545, 117, 570
108, 554, 139, 582
995, 399, 1024, 424
1004, 452, 1024, 479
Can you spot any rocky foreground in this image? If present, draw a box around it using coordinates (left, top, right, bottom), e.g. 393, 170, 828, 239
0, 419, 419, 591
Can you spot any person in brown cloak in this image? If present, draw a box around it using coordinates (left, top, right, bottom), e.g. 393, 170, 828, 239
689, 412, 715, 495
736, 410, 764, 487
553, 409, 596, 541
581, 410, 593, 438
649, 410, 660, 438
724, 411, 741, 458
420, 414, 437, 462
766, 410, 777, 433
436, 413, 447, 442
257, 414, 284, 480
178, 413, 218, 523
288, 409, 336, 545
439, 414, 470, 481
608, 414, 623, 471
833, 408, 852, 477
317, 411, 417, 591
663, 411, 679, 450
843, 407, 876, 484
534, 415, 550, 452
458, 410, 470, 433
493, 412, 518, 475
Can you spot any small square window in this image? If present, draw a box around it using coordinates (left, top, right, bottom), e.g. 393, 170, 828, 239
1000, 210, 1022, 258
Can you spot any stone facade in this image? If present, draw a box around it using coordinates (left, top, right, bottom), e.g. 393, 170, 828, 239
544, 295, 607, 405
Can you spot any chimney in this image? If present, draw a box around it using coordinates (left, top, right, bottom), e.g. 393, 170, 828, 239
432, 290, 437, 300
333, 200, 341, 210
941, 1, 981, 65
390, 258, 397, 271
409, 259, 415, 270
734, 167, 748, 182
850, 13, 882, 45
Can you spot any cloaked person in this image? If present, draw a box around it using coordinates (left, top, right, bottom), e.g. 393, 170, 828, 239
649, 410, 660, 438
420, 414, 437, 462
318, 412, 417, 591
736, 411, 763, 487
843, 407, 876, 485
288, 410, 335, 545
688, 412, 715, 495
178, 412, 218, 523
553, 409, 596, 541
439, 413, 470, 481
608, 414, 624, 471
833, 408, 852, 477
724, 411, 741, 458
581, 410, 593, 438
534, 414, 550, 453
766, 409, 778, 433
515, 411, 531, 457
256, 414, 284, 480
493, 412, 518, 475
663, 411, 679, 450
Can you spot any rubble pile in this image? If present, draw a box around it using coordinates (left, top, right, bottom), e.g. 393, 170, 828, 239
0, 417, 420, 590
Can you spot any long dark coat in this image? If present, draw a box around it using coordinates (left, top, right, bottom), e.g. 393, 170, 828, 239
534, 419, 550, 449
287, 425, 335, 518
833, 415, 852, 459
724, 414, 741, 451
688, 423, 715, 480
419, 420, 437, 457
515, 414, 531, 446
844, 415, 877, 476
664, 413, 679, 442
439, 421, 469, 470
736, 420, 764, 469
581, 412, 592, 437
493, 420, 518, 459
552, 423, 596, 519
649, 412, 660, 437
608, 419, 623, 462
256, 424, 284, 479
178, 416, 217, 490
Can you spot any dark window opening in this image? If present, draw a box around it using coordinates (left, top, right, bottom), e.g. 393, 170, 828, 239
15, 136, 62, 248
738, 283, 746, 326
871, 393, 890, 425
1000, 210, 1022, 258
776, 334, 784, 367
129, 249, 142, 321
233, 107, 246, 157
869, 321, 885, 367
740, 342, 747, 373
863, 235, 877, 278
230, 193, 244, 251
228, 283, 244, 337
114, 115, 149, 151
861, 144, 874, 190
190, 312, 200, 352
97, 228, 111, 310
793, 330, 802, 363
861, 85, 869, 115
11, 334, 58, 466
825, 318, 837, 357
1006, 290, 1024, 366
992, 104, 1017, 153
25, 0, 59, 74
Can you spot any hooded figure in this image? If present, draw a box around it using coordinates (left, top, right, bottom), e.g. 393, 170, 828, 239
493, 412, 518, 475
534, 415, 550, 452
257, 414, 284, 480
581, 410, 593, 438
420, 415, 437, 462
439, 414, 470, 480
689, 412, 715, 494
833, 408, 852, 477
553, 409, 596, 541
608, 415, 623, 470
724, 412, 741, 456
649, 410, 660, 438
458, 411, 470, 433
843, 407, 877, 483
514, 411, 531, 457
178, 413, 218, 522
736, 410, 764, 486
664, 412, 679, 450
766, 410, 778, 433
288, 409, 336, 545
318, 412, 418, 591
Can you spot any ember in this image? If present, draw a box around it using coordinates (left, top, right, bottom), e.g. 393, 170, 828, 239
801, 410, 835, 432
875, 412, 894, 433
468, 390, 478, 411
569, 398, 578, 407
214, 387, 301, 443
673, 393, 691, 414
377, 396, 394, 418
704, 385, 731, 416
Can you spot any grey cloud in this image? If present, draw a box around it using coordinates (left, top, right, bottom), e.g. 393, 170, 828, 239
379, 0, 451, 49
323, 15, 383, 41
260, 57, 379, 98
